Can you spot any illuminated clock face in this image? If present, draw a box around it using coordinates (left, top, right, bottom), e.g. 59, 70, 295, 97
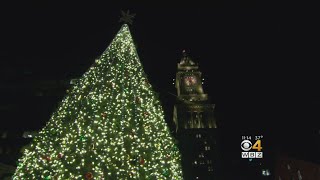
184, 76, 197, 86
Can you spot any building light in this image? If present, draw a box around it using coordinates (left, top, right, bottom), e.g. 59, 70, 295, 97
70, 79, 79, 85
22, 131, 37, 138
297, 170, 302, 180
1, 131, 7, 139
262, 169, 271, 176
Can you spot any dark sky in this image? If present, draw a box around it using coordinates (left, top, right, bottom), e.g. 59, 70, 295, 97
0, 1, 319, 157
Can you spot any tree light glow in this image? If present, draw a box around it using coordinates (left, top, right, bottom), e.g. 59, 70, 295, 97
13, 24, 183, 179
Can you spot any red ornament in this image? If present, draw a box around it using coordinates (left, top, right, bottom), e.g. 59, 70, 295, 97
41, 155, 51, 161
42, 156, 51, 161
85, 172, 93, 180
58, 153, 63, 159
140, 156, 145, 165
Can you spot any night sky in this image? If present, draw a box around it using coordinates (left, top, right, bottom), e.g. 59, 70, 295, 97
1, 1, 319, 162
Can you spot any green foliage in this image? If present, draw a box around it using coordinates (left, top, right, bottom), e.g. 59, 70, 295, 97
13, 24, 183, 179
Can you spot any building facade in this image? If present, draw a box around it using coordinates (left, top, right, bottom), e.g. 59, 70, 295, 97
173, 51, 220, 180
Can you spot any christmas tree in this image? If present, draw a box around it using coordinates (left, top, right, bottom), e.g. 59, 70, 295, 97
13, 24, 183, 179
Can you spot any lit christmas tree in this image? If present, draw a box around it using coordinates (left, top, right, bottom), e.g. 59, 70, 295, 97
13, 24, 183, 179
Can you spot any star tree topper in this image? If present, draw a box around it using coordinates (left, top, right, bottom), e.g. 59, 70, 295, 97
119, 10, 136, 25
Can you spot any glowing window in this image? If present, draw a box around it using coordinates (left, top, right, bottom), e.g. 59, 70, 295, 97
262, 169, 271, 176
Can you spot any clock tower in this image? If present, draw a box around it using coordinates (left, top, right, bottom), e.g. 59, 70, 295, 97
173, 51, 219, 180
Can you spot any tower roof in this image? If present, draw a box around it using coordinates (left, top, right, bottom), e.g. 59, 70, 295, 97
178, 50, 198, 70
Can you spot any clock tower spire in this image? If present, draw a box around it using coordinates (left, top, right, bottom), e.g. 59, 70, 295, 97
174, 51, 216, 130
175, 50, 205, 98
173, 51, 219, 179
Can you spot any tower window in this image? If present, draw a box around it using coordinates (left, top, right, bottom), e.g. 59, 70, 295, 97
205, 146, 211, 151
297, 170, 302, 180
262, 169, 271, 176
287, 164, 291, 170
196, 134, 202, 138
198, 153, 204, 158
208, 166, 214, 172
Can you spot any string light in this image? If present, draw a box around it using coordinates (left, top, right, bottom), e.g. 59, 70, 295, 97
13, 24, 183, 179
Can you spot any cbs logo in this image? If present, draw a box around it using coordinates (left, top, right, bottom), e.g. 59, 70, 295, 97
241, 139, 262, 151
